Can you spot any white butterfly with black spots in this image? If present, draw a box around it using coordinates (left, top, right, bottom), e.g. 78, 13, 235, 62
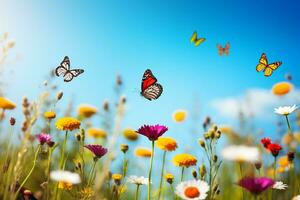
55, 56, 84, 82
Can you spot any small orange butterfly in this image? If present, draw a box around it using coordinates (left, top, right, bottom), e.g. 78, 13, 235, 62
217, 42, 230, 56
256, 53, 282, 77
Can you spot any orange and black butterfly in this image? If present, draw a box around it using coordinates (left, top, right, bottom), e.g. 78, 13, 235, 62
141, 69, 163, 101
55, 56, 84, 82
256, 53, 282, 77
217, 42, 230, 56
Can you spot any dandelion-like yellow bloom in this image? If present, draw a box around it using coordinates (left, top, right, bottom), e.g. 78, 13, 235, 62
77, 104, 98, 118
0, 97, 16, 110
58, 181, 72, 190
156, 137, 178, 151
165, 173, 174, 184
272, 82, 293, 96
112, 173, 123, 181
278, 156, 289, 168
56, 117, 81, 131
135, 147, 152, 158
173, 154, 197, 167
80, 187, 94, 198
44, 111, 56, 119
123, 128, 139, 141
87, 127, 107, 139
172, 110, 187, 122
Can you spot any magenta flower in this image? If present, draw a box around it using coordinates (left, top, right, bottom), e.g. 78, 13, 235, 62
238, 177, 275, 195
136, 124, 168, 141
36, 133, 52, 145
84, 144, 108, 159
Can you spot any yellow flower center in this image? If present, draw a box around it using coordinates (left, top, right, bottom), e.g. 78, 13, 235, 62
184, 186, 200, 198
58, 181, 73, 190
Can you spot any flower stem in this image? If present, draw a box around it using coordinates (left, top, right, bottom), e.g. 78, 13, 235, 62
87, 160, 97, 187
273, 156, 277, 180
135, 184, 140, 200
59, 131, 68, 169
148, 141, 155, 200
285, 115, 292, 133
158, 151, 167, 200
180, 167, 185, 182
46, 147, 53, 200
14, 145, 41, 200
123, 153, 127, 178
239, 163, 244, 200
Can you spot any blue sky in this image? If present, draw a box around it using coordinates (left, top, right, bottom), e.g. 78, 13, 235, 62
1, 0, 300, 180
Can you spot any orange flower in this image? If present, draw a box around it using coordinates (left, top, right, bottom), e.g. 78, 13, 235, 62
135, 147, 152, 158
272, 82, 293, 96
173, 154, 197, 167
156, 137, 178, 151
44, 111, 56, 119
123, 128, 138, 141
0, 97, 16, 110
278, 156, 289, 168
87, 128, 107, 139
77, 104, 98, 118
56, 117, 81, 131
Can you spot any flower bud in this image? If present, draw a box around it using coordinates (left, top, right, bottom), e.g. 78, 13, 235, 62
254, 162, 262, 170
10, 117, 16, 126
213, 155, 218, 163
287, 152, 295, 162
75, 133, 81, 142
165, 173, 174, 184
120, 144, 129, 154
56, 91, 63, 101
198, 139, 205, 148
199, 164, 206, 179
47, 141, 55, 148
192, 169, 197, 179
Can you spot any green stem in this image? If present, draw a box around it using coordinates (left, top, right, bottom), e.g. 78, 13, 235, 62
46, 147, 53, 200
135, 184, 140, 200
239, 163, 244, 200
170, 184, 175, 200
285, 115, 292, 133
180, 167, 185, 182
87, 160, 97, 187
273, 156, 277, 180
148, 141, 155, 200
59, 131, 68, 169
123, 153, 127, 178
158, 151, 167, 200
14, 145, 41, 200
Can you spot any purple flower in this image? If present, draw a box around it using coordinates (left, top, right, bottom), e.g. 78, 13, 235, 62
238, 177, 275, 195
36, 133, 52, 145
136, 124, 168, 141
84, 144, 108, 159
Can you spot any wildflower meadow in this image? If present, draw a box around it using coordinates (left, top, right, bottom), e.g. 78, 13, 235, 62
0, 1, 300, 200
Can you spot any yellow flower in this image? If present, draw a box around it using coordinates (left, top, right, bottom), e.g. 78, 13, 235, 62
44, 111, 56, 119
87, 128, 107, 139
80, 187, 94, 198
56, 117, 81, 131
135, 147, 152, 158
58, 181, 72, 190
165, 173, 174, 184
272, 82, 293, 96
172, 110, 187, 122
156, 137, 178, 151
277, 167, 285, 174
0, 97, 16, 110
173, 154, 197, 167
278, 156, 289, 168
282, 133, 294, 145
123, 128, 138, 141
77, 104, 98, 118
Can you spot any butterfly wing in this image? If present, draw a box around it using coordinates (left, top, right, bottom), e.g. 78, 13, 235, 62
55, 56, 70, 77
217, 44, 223, 55
264, 62, 282, 77
224, 42, 230, 55
70, 69, 84, 77
194, 38, 205, 46
141, 69, 157, 92
256, 53, 268, 72
190, 31, 197, 43
63, 72, 74, 82
142, 83, 163, 101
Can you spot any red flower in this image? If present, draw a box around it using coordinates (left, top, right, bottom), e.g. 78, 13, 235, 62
267, 143, 282, 157
261, 138, 271, 148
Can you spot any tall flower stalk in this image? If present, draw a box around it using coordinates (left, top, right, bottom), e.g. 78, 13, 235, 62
148, 141, 155, 200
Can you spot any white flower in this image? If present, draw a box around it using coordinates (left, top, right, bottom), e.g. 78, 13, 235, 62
176, 180, 209, 200
50, 170, 81, 184
292, 195, 300, 200
273, 181, 288, 190
274, 104, 297, 115
127, 175, 148, 185
221, 145, 260, 163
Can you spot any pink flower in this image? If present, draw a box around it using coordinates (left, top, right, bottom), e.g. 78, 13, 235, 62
84, 144, 108, 159
136, 124, 168, 141
238, 177, 275, 195
36, 133, 52, 145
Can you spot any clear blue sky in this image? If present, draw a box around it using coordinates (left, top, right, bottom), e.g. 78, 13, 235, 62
1, 0, 300, 179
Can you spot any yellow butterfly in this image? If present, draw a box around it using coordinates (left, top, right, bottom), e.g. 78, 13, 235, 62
190, 31, 205, 46
256, 53, 282, 77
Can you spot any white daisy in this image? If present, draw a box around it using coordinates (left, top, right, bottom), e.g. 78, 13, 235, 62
176, 180, 209, 200
273, 181, 288, 190
50, 170, 81, 184
292, 195, 300, 200
274, 105, 297, 115
221, 145, 260, 163
127, 175, 148, 185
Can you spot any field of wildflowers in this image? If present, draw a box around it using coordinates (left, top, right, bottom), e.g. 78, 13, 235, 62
0, 2, 300, 199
